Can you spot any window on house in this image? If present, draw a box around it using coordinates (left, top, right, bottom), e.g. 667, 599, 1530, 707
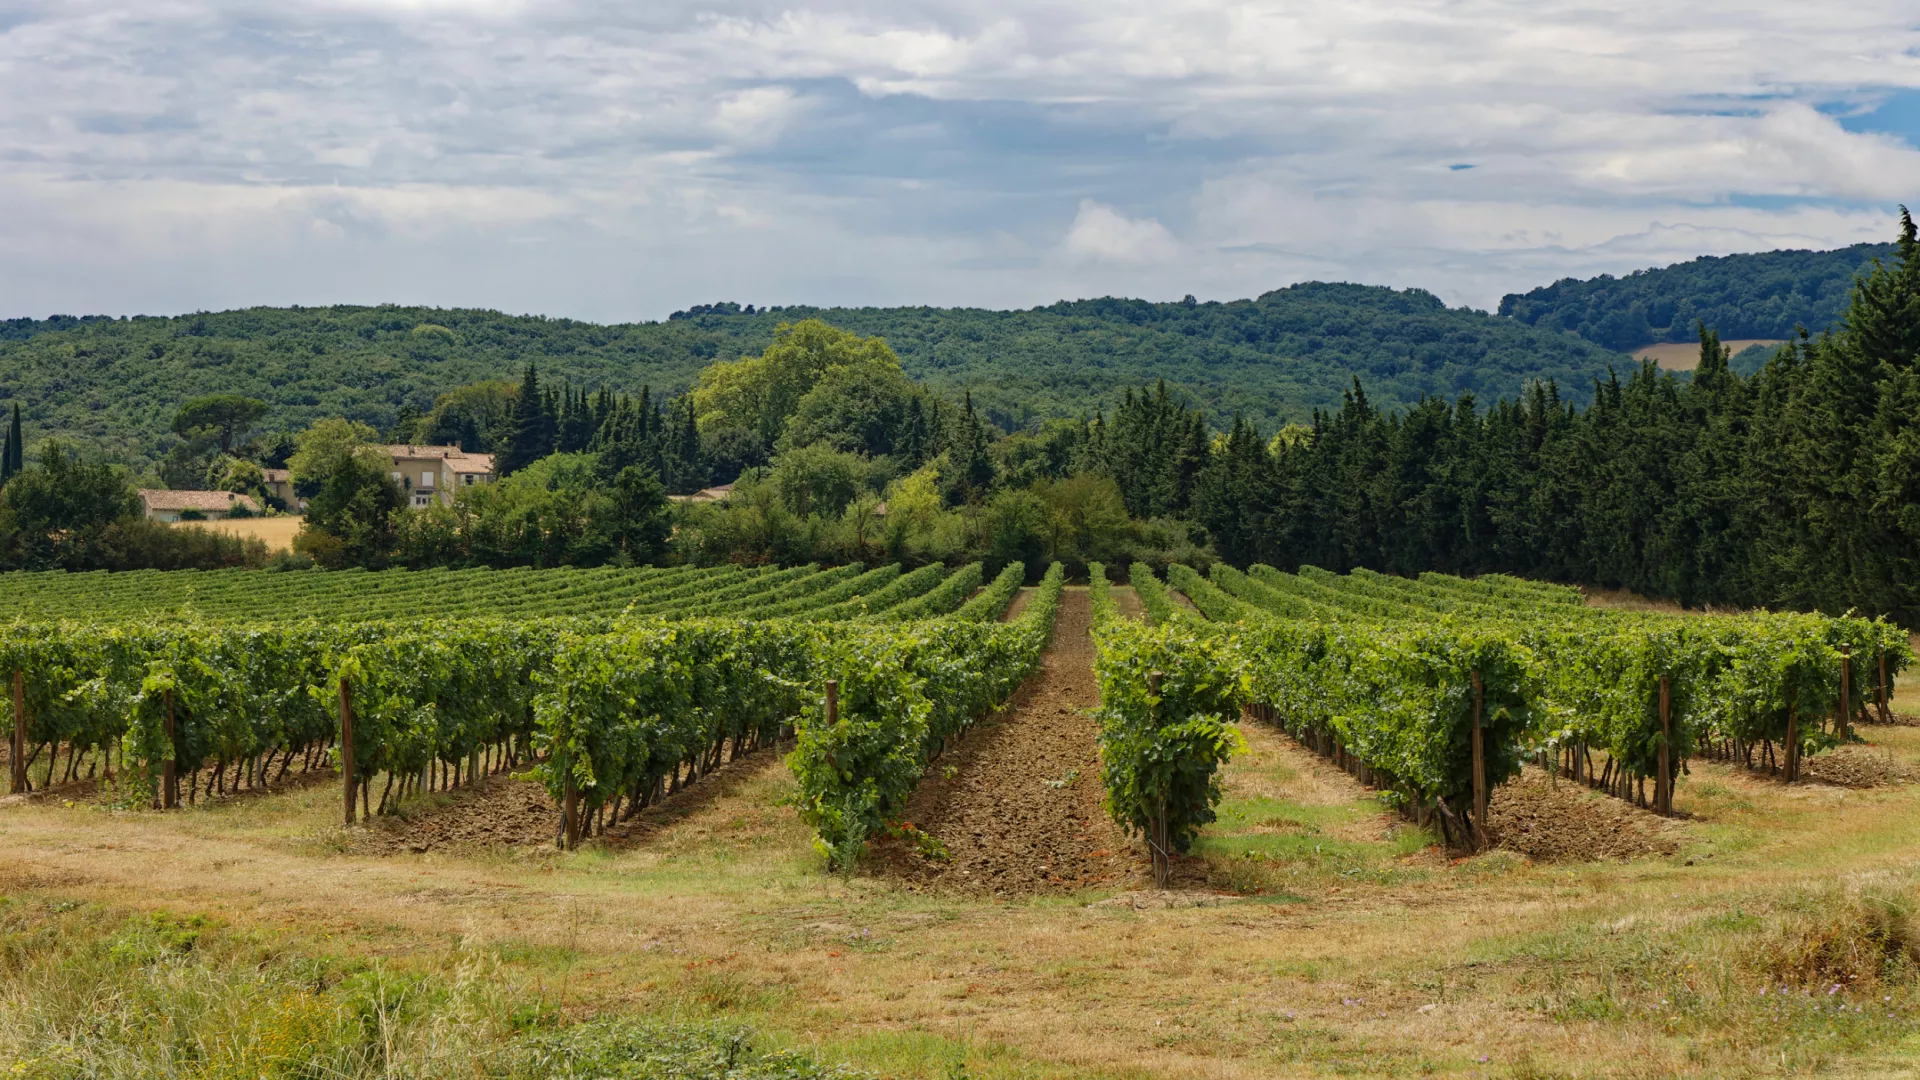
391, 471, 403, 484
464, 474, 475, 486
421, 470, 435, 488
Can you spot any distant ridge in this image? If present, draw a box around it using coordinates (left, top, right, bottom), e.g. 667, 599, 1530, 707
1498, 242, 1896, 351
0, 284, 1627, 467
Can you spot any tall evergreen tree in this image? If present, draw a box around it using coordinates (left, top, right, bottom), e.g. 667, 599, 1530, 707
0, 410, 14, 484
9, 402, 25, 478
944, 391, 996, 504
499, 365, 549, 476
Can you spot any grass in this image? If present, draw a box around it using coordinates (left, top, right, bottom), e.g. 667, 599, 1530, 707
1189, 721, 1433, 895
5, 721, 1920, 1077
171, 514, 304, 552
0, 899, 879, 1078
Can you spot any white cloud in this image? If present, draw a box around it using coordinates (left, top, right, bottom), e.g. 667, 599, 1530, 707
1061, 200, 1179, 266
1, 1, 1919, 319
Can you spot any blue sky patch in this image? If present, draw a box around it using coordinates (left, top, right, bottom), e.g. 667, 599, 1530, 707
1835, 88, 1920, 146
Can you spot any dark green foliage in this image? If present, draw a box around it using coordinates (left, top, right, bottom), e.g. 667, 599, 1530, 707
172, 393, 268, 454
0, 287, 1629, 467
4, 403, 21, 480
941, 391, 996, 505
297, 452, 406, 568
0, 441, 139, 565
1500, 242, 1897, 350
499, 364, 552, 476
0, 440, 265, 570
1096, 381, 1208, 519
1190, 215, 1920, 623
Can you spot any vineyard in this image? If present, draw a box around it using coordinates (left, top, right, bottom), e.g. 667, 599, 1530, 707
0, 558, 1056, 859
6, 560, 1920, 1077
1092, 560, 1915, 880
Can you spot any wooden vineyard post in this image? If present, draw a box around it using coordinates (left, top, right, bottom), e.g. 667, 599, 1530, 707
1470, 670, 1487, 850
9, 669, 23, 795
1785, 705, 1800, 783
825, 679, 839, 727
338, 676, 356, 826
1147, 670, 1169, 887
561, 774, 579, 850
162, 689, 178, 810
1657, 676, 1671, 816
1839, 646, 1852, 742
1880, 649, 1892, 724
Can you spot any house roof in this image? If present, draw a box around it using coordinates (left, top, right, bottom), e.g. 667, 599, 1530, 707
261, 468, 290, 483
140, 489, 262, 513
383, 445, 495, 474
668, 482, 735, 505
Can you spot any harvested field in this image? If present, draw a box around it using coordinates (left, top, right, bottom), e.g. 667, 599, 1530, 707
172, 514, 304, 551
1633, 338, 1782, 370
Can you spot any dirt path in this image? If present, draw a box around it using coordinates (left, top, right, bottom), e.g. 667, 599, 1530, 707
878, 587, 1138, 895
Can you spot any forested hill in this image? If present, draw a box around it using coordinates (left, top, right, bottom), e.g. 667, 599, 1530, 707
1498, 242, 1896, 351
0, 283, 1626, 465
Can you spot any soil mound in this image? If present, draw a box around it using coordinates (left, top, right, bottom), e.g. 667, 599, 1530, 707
873, 589, 1140, 895
351, 777, 559, 854
1800, 744, 1918, 788
348, 745, 786, 856
1488, 767, 1683, 862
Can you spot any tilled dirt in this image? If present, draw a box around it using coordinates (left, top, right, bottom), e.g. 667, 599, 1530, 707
349, 745, 785, 856
1799, 743, 1919, 788
350, 776, 560, 855
875, 588, 1140, 895
1486, 766, 1684, 861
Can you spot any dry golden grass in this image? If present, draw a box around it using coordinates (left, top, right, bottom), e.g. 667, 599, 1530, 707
5, 712, 1920, 1078
1633, 340, 1783, 371
172, 514, 303, 551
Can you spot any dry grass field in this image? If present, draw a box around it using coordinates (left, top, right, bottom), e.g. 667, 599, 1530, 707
3, 587, 1919, 1077
1633, 340, 1782, 371
172, 513, 303, 551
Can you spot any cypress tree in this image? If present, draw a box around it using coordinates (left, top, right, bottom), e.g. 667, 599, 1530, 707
499, 364, 548, 476
7, 402, 21, 478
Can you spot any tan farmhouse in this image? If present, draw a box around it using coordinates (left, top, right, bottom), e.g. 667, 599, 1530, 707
261, 467, 297, 509
384, 445, 496, 508
139, 489, 262, 522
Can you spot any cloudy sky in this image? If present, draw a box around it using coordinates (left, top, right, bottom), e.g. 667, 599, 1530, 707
2, 1, 1919, 322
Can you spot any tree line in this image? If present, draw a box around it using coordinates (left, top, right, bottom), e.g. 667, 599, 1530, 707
7, 212, 1920, 621
1190, 213, 1920, 623
0, 279, 1631, 469
1501, 241, 1895, 351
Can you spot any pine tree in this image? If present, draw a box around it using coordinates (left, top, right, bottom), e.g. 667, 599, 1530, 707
899, 397, 927, 467
944, 391, 996, 504
7, 402, 22, 478
0, 412, 13, 485
558, 383, 594, 453
499, 364, 549, 476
